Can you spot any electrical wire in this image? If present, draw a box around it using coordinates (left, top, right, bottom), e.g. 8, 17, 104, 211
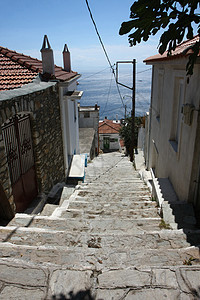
85, 0, 125, 108
117, 67, 152, 81
137, 68, 152, 74
100, 104, 123, 116
101, 71, 113, 116
85, 0, 113, 71
79, 66, 111, 81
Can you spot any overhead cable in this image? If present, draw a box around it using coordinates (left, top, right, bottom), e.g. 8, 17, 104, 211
79, 66, 111, 80
85, 0, 125, 107
85, 0, 113, 71
137, 68, 152, 74
101, 71, 113, 116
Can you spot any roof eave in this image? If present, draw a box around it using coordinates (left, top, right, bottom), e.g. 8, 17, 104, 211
58, 74, 81, 86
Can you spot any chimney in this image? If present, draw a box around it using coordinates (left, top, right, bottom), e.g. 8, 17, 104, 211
116, 114, 118, 122
63, 44, 71, 72
40, 35, 55, 75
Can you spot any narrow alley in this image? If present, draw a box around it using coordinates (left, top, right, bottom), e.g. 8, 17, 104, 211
0, 152, 200, 299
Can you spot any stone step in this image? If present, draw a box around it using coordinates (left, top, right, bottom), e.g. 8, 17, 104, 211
1, 226, 200, 250
40, 204, 58, 216
95, 266, 200, 299
8, 215, 162, 233
81, 178, 145, 184
60, 207, 159, 219
0, 242, 199, 270
0, 258, 200, 300
67, 200, 157, 211
71, 195, 152, 205
85, 172, 140, 178
78, 184, 150, 191
75, 193, 151, 200
77, 184, 149, 192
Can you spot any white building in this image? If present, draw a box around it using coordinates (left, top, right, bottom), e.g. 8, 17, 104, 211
144, 36, 200, 214
41, 36, 83, 175
99, 118, 122, 151
78, 104, 100, 159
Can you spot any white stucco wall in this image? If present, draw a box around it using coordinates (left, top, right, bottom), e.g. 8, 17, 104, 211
146, 58, 200, 204
99, 133, 120, 150
79, 111, 99, 129
79, 109, 99, 150
59, 76, 81, 175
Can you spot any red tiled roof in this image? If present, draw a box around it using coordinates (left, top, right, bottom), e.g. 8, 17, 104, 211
144, 35, 200, 63
0, 46, 78, 91
0, 53, 38, 91
99, 119, 121, 134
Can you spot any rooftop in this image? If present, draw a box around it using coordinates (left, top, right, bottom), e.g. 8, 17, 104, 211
99, 119, 121, 134
78, 104, 100, 112
0, 46, 78, 91
144, 35, 200, 63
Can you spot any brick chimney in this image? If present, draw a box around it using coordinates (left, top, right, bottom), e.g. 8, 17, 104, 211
40, 35, 55, 75
63, 44, 71, 72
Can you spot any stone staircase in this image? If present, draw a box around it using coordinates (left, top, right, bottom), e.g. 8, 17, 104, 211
0, 152, 200, 299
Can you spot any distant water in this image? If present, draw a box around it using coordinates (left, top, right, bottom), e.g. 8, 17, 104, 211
78, 67, 152, 120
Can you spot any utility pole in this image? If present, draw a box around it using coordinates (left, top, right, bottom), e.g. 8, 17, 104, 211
116, 59, 136, 162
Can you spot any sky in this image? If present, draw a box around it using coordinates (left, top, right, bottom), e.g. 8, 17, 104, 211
1, 0, 163, 72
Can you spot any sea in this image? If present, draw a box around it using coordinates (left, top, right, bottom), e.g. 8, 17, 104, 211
78, 66, 152, 120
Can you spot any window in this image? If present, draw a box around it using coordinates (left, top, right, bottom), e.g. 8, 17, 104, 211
74, 100, 76, 122
169, 77, 184, 152
84, 112, 90, 118
155, 69, 164, 122
110, 138, 118, 143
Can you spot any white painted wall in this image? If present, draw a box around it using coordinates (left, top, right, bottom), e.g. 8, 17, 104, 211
99, 133, 120, 150
79, 109, 99, 150
146, 58, 200, 207
79, 111, 99, 129
59, 76, 81, 175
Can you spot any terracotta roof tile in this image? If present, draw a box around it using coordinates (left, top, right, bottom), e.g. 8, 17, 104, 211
144, 35, 200, 63
99, 119, 121, 134
0, 46, 79, 91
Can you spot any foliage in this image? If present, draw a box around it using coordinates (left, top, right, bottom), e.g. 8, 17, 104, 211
119, 0, 200, 75
119, 116, 143, 154
183, 256, 195, 265
159, 219, 171, 230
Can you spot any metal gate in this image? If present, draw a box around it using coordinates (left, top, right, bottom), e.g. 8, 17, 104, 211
2, 114, 38, 212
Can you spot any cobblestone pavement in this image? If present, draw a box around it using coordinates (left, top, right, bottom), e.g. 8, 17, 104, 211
0, 152, 200, 299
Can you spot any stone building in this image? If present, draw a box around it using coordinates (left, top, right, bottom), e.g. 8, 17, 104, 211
0, 35, 82, 219
144, 35, 200, 215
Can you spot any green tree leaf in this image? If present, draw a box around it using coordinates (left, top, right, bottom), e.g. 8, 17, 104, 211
120, 0, 200, 75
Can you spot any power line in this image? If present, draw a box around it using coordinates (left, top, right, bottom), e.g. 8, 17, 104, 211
84, 0, 125, 108
85, 0, 113, 71
79, 66, 111, 81
116, 68, 152, 81
100, 106, 123, 116
101, 71, 113, 116
137, 68, 152, 74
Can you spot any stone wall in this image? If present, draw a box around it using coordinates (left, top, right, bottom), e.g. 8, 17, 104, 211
0, 83, 65, 214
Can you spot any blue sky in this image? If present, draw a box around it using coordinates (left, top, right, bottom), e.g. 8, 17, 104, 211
0, 0, 168, 72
